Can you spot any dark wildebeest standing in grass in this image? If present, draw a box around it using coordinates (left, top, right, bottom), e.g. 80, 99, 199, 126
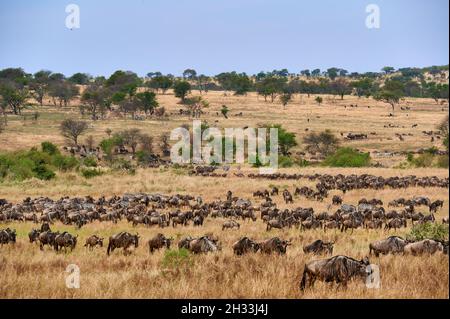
84, 235, 104, 250
232, 237, 260, 255
429, 200, 444, 213
259, 237, 291, 255
403, 239, 444, 256
369, 236, 409, 257
188, 236, 221, 254
28, 229, 41, 243
300, 256, 371, 290
0, 228, 16, 245
303, 240, 334, 255
148, 233, 172, 253
107, 232, 139, 256
54, 232, 78, 252
38, 231, 59, 250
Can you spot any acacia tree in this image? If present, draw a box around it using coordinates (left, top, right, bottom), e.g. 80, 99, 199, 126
374, 80, 405, 114
135, 91, 158, 115
330, 78, 351, 99
48, 80, 79, 107
30, 70, 51, 105
279, 92, 292, 108
121, 128, 142, 154
303, 130, 339, 157
81, 85, 111, 120
60, 119, 88, 145
173, 81, 191, 102
0, 81, 28, 115
148, 75, 173, 94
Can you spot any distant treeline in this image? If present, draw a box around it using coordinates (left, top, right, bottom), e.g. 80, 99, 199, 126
0, 65, 448, 118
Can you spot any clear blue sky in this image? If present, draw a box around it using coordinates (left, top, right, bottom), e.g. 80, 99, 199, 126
0, 0, 448, 77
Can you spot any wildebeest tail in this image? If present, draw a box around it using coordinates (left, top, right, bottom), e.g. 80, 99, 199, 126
107, 240, 112, 255
300, 268, 308, 291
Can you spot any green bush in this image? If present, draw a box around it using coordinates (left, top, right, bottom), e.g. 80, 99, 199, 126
436, 155, 449, 168
0, 146, 79, 181
407, 223, 449, 242
278, 156, 294, 168
81, 168, 103, 179
161, 248, 192, 269
83, 156, 98, 167
322, 147, 371, 167
41, 141, 60, 155
32, 164, 55, 180
52, 154, 79, 171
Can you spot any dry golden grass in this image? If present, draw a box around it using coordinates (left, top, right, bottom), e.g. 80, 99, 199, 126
0, 93, 448, 299
0, 215, 448, 299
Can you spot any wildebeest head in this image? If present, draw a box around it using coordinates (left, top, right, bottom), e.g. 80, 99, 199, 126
360, 257, 372, 279
133, 233, 140, 248
165, 237, 174, 249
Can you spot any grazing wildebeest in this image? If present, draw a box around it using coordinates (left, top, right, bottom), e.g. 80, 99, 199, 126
222, 220, 240, 230
232, 237, 260, 255
384, 218, 407, 231
107, 232, 139, 256
54, 232, 78, 252
332, 195, 343, 205
404, 239, 444, 256
282, 190, 293, 204
148, 233, 172, 253
172, 215, 188, 227
0, 228, 16, 245
365, 218, 383, 230
271, 187, 279, 196
84, 235, 104, 250
41, 222, 51, 232
323, 220, 340, 232
266, 219, 286, 231
259, 237, 291, 255
193, 215, 204, 226
429, 200, 444, 213
28, 229, 41, 243
303, 240, 334, 255
300, 256, 371, 290
38, 231, 59, 250
369, 236, 409, 257
188, 236, 221, 254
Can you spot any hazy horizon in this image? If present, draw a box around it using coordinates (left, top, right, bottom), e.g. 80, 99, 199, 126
0, 0, 448, 77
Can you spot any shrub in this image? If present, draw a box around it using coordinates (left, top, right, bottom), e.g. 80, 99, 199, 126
322, 147, 371, 167
81, 168, 103, 179
83, 156, 98, 167
303, 130, 339, 157
436, 155, 449, 168
52, 154, 79, 171
111, 158, 135, 174
407, 223, 449, 242
32, 164, 56, 180
161, 249, 192, 269
278, 156, 293, 168
41, 141, 60, 155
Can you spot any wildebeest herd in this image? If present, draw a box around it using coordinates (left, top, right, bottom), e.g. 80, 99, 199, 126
0, 174, 448, 291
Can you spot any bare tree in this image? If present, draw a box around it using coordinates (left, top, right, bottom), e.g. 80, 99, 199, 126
85, 135, 95, 151
121, 128, 141, 154
139, 134, 153, 154
60, 119, 88, 146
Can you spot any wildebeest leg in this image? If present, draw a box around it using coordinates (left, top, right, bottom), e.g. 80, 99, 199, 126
300, 269, 309, 291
